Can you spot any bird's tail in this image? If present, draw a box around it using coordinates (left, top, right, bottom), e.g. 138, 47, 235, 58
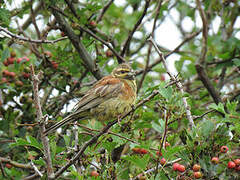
43, 111, 87, 136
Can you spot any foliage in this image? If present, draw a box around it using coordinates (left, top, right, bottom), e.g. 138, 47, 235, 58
0, 0, 240, 179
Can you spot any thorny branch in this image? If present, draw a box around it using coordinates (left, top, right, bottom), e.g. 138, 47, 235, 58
30, 65, 54, 178
149, 37, 195, 129
0, 26, 68, 44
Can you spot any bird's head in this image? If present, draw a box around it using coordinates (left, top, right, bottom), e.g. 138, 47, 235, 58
112, 63, 135, 80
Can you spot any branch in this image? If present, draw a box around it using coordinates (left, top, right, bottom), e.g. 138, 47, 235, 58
97, 0, 114, 22
52, 90, 159, 179
121, 0, 151, 57
51, 7, 103, 80
135, 30, 201, 76
30, 65, 54, 178
79, 26, 126, 64
0, 157, 33, 169
0, 26, 68, 44
149, 37, 195, 129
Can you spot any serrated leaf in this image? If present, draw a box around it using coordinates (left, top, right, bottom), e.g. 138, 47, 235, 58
209, 103, 225, 114
1, 48, 9, 62
233, 58, 240, 66
122, 154, 150, 169
200, 120, 215, 138
26, 136, 43, 150
151, 119, 165, 133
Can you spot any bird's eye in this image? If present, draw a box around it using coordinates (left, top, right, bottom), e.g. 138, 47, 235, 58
120, 70, 125, 74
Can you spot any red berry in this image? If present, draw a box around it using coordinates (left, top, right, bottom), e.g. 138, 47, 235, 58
220, 146, 229, 153
106, 49, 113, 57
3, 60, 9, 66
7, 57, 15, 64
228, 161, 236, 169
235, 165, 240, 171
2, 70, 9, 76
132, 148, 141, 154
22, 56, 30, 62
22, 72, 30, 79
16, 80, 23, 86
194, 171, 202, 179
17, 57, 22, 63
51, 61, 58, 69
89, 20, 97, 27
177, 164, 185, 172
211, 157, 219, 164
160, 75, 165, 81
5, 163, 12, 169
61, 31, 66, 37
90, 170, 99, 177
140, 148, 148, 154
10, 51, 16, 57
173, 163, 180, 171
164, 142, 170, 148
160, 157, 166, 165
192, 164, 201, 172
8, 72, 16, 78
156, 151, 162, 156
234, 159, 240, 166
1, 77, 8, 83
44, 51, 52, 58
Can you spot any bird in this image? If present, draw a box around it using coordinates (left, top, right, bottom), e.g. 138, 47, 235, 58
44, 63, 137, 135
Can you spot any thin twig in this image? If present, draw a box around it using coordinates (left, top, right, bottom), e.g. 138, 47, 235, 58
121, 0, 151, 57
30, 65, 54, 178
30, 160, 43, 177
0, 26, 68, 44
148, 37, 195, 129
97, 0, 114, 22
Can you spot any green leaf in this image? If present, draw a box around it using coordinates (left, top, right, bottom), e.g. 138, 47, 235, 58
209, 103, 225, 114
26, 136, 43, 150
158, 82, 173, 100
122, 154, 150, 169
1, 48, 9, 62
233, 58, 240, 66
151, 119, 165, 133
200, 120, 215, 138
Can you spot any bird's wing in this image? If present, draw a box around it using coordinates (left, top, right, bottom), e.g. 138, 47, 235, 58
74, 75, 123, 112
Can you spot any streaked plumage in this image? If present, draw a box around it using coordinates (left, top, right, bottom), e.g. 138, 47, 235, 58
44, 63, 137, 135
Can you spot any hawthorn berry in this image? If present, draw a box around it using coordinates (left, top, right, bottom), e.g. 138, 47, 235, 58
156, 151, 162, 156
44, 51, 52, 58
89, 20, 97, 27
164, 142, 170, 148
106, 49, 113, 57
10, 51, 16, 57
177, 164, 185, 172
227, 161, 236, 169
7, 57, 15, 64
22, 72, 30, 79
1, 77, 8, 83
8, 72, 16, 78
51, 61, 58, 69
173, 163, 180, 171
194, 171, 202, 179
3, 60, 9, 66
16, 80, 24, 86
5, 163, 12, 169
140, 148, 148, 154
160, 157, 166, 165
192, 164, 201, 172
90, 170, 99, 177
234, 159, 240, 166
220, 145, 229, 153
211, 157, 219, 164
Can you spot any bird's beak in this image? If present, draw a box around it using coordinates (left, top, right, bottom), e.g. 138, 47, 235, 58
125, 71, 136, 80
